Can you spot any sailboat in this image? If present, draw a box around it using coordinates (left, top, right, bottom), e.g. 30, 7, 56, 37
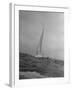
35, 26, 45, 57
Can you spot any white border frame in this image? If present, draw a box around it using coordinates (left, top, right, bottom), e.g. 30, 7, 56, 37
10, 3, 70, 87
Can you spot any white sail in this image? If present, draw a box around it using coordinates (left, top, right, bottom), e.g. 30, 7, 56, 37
35, 27, 45, 57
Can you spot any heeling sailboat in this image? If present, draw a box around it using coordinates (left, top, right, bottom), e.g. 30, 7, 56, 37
35, 26, 45, 57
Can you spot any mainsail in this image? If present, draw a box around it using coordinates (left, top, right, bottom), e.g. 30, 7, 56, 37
35, 27, 45, 57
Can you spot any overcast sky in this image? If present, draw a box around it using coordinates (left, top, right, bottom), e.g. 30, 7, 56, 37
19, 10, 64, 60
